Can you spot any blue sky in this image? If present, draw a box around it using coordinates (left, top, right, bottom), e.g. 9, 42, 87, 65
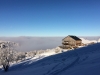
0, 0, 100, 37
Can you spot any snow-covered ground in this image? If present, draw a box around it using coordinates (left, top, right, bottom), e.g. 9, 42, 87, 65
0, 43, 100, 75
98, 38, 100, 42
80, 38, 97, 44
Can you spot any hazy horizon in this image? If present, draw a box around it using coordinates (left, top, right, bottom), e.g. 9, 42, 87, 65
0, 36, 100, 51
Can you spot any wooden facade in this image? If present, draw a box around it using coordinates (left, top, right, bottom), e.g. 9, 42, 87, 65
62, 35, 82, 49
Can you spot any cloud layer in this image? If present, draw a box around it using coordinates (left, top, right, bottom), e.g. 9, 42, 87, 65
0, 36, 99, 51
0, 37, 63, 51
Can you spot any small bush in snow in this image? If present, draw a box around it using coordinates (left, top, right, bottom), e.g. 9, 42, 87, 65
0, 43, 16, 72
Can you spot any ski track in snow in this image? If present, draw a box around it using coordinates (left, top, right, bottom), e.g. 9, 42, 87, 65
44, 52, 80, 75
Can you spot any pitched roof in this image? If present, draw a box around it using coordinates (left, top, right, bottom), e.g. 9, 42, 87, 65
69, 35, 81, 40
63, 35, 82, 41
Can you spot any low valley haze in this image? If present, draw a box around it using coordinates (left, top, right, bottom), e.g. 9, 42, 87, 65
0, 36, 100, 51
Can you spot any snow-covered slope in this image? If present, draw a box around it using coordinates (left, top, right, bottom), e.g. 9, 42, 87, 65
98, 38, 100, 42
1, 43, 100, 75
80, 38, 97, 44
